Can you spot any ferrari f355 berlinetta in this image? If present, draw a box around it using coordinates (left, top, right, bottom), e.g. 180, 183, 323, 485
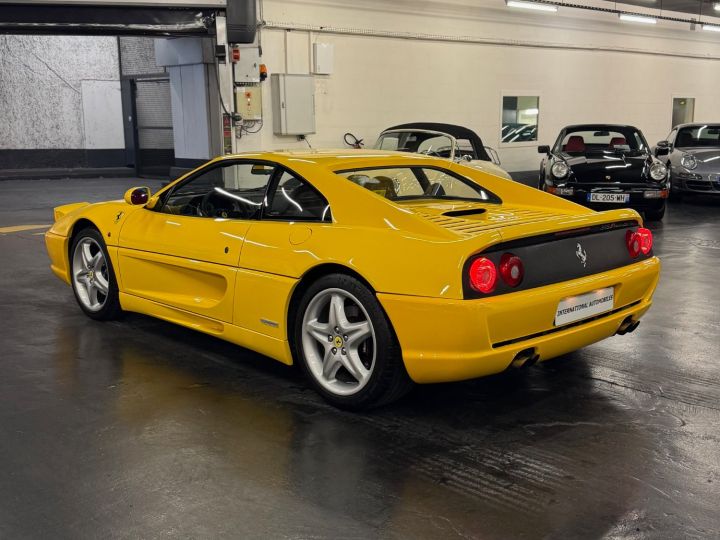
45, 150, 660, 409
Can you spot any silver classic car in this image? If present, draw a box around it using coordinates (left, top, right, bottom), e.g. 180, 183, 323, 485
655, 123, 720, 200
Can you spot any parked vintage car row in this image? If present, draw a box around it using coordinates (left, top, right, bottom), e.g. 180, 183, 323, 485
374, 120, 720, 223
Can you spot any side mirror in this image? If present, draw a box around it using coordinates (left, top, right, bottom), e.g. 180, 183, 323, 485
538, 145, 550, 155
124, 186, 151, 206
654, 140, 670, 157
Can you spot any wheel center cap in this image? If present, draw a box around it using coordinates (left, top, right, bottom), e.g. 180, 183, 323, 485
333, 335, 344, 348
87, 270, 94, 280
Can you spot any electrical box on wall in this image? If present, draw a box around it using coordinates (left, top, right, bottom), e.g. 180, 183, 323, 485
232, 46, 261, 84
312, 43, 334, 75
235, 86, 262, 121
271, 74, 315, 135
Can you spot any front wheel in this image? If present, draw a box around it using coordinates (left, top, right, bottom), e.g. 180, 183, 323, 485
293, 274, 412, 410
70, 227, 122, 320
645, 203, 666, 222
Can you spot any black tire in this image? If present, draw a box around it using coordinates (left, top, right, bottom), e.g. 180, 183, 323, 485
645, 203, 666, 222
292, 273, 413, 410
668, 188, 683, 202
69, 227, 122, 321
667, 168, 683, 202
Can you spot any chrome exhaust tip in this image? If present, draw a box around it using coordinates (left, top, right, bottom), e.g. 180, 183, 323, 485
616, 316, 635, 336
511, 348, 539, 369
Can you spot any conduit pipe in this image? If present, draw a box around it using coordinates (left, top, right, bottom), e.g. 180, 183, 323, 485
262, 20, 720, 62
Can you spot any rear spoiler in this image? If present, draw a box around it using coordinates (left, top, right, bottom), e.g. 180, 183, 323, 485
53, 202, 90, 222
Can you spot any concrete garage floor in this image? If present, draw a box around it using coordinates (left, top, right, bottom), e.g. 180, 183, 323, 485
0, 178, 718, 539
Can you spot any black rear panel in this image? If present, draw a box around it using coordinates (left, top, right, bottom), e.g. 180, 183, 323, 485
463, 220, 652, 298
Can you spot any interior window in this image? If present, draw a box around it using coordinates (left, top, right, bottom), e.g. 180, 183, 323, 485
266, 170, 331, 222
161, 161, 275, 219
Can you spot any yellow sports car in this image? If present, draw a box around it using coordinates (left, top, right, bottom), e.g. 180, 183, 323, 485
45, 150, 660, 409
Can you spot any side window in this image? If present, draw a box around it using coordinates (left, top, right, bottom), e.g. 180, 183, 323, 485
266, 170, 331, 222
161, 162, 275, 219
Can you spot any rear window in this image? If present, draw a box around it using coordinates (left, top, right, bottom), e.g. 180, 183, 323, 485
335, 166, 501, 203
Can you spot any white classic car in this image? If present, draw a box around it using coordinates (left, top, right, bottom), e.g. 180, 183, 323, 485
374, 122, 512, 180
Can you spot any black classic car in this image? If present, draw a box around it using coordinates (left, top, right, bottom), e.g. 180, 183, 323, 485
538, 124, 670, 221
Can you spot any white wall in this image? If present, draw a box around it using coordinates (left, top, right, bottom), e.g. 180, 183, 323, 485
236, 0, 720, 172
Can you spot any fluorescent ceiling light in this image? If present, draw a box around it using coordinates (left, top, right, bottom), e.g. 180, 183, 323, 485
714, 2, 720, 12
703, 24, 720, 32
506, 1, 558, 12
524, 108, 540, 115
619, 13, 657, 24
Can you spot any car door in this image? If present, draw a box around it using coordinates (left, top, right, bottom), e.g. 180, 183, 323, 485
118, 159, 276, 323
233, 167, 332, 338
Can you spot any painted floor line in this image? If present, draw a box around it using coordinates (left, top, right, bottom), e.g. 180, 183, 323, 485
0, 224, 51, 234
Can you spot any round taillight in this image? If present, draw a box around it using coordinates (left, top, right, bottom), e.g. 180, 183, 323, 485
469, 257, 497, 294
626, 230, 641, 258
637, 227, 653, 255
499, 253, 524, 287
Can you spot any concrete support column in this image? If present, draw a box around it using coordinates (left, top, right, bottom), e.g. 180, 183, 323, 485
155, 37, 221, 176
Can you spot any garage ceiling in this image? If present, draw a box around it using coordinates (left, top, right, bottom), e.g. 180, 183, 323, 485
606, 0, 719, 18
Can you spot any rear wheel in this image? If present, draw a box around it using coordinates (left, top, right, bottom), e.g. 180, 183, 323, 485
293, 274, 412, 410
70, 228, 122, 320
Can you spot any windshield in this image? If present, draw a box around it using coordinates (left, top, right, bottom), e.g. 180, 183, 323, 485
335, 166, 500, 203
554, 126, 649, 157
375, 131, 455, 159
675, 125, 720, 148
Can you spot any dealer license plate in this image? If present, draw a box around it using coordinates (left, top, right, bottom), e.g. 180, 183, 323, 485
587, 193, 629, 203
554, 287, 615, 326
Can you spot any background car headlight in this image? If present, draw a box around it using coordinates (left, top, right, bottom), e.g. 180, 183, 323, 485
551, 161, 569, 178
649, 162, 667, 181
680, 154, 698, 170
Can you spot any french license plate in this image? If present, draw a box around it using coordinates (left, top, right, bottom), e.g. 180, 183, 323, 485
554, 287, 615, 326
587, 193, 629, 203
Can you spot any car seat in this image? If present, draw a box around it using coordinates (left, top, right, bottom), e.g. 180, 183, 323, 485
563, 136, 586, 153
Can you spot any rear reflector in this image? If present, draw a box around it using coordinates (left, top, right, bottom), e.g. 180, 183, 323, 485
469, 257, 497, 293
499, 253, 524, 287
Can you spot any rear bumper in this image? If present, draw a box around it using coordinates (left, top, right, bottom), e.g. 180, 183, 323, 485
378, 257, 660, 383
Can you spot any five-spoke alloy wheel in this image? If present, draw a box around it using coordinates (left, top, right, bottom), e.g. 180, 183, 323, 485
294, 274, 412, 410
301, 288, 376, 396
70, 228, 121, 320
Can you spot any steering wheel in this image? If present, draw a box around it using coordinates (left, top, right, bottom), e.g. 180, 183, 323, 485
197, 190, 232, 218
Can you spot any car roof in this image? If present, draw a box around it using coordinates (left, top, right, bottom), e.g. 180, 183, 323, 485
216, 149, 449, 171
384, 122, 481, 141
